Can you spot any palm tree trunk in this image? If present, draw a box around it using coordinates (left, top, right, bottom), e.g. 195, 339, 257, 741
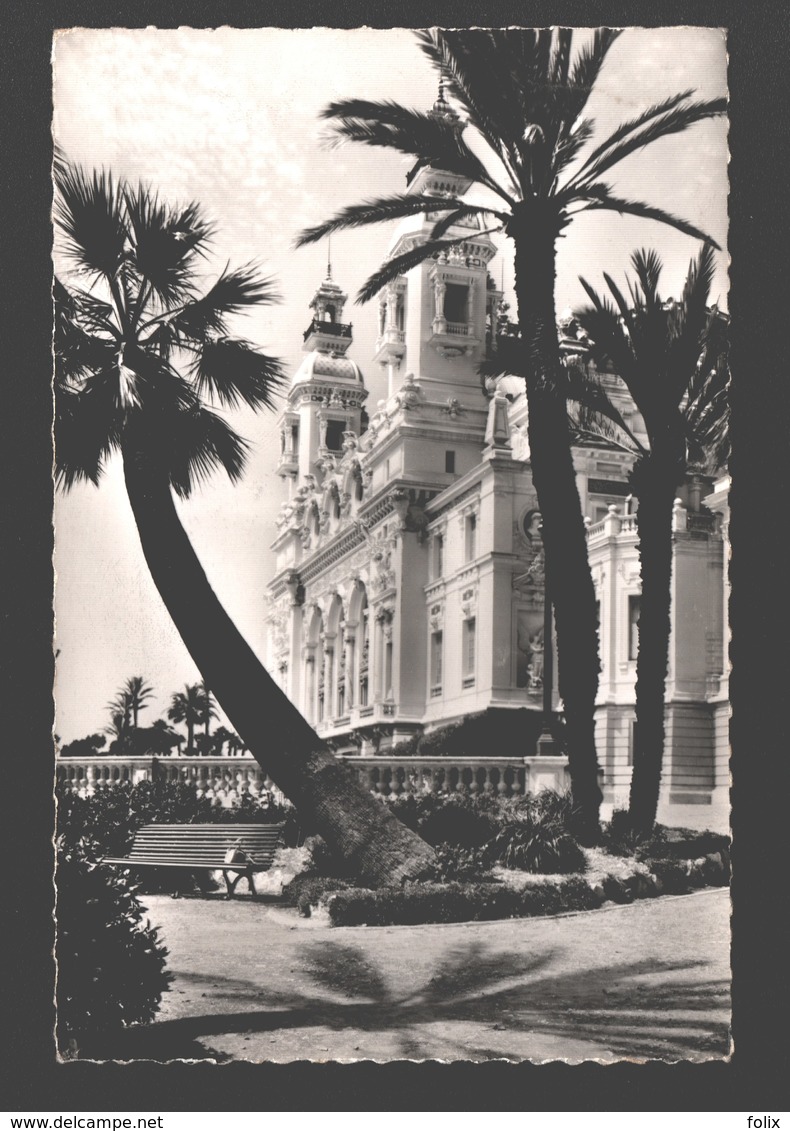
121, 440, 435, 885
186, 719, 194, 756
510, 201, 602, 842
629, 454, 678, 833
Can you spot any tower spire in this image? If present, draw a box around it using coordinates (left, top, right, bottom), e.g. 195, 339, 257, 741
326, 235, 332, 281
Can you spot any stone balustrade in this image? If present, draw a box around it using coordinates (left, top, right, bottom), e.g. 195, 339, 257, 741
340, 754, 569, 800
57, 751, 570, 806
56, 753, 286, 808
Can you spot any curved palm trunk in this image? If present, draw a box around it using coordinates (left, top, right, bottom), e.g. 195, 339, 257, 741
510, 202, 602, 842
121, 442, 435, 886
629, 454, 678, 833
186, 719, 195, 756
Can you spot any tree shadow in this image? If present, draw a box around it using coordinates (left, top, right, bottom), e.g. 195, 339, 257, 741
111, 937, 729, 1063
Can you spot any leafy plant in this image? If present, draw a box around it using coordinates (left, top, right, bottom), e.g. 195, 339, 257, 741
487, 811, 586, 874
56, 839, 172, 1056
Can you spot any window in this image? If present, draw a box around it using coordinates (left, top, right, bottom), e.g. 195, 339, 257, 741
430, 630, 443, 697
291, 423, 299, 451
628, 595, 641, 661
462, 619, 476, 687
325, 419, 344, 452
433, 533, 444, 580
465, 513, 477, 562
445, 450, 456, 473
384, 640, 393, 699
444, 283, 469, 324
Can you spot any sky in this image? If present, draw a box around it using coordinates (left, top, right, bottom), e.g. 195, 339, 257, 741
52, 26, 728, 742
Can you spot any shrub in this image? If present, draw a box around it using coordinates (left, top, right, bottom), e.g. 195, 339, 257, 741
415, 792, 502, 848
323, 875, 602, 928
602, 809, 671, 858
56, 840, 172, 1056
425, 843, 494, 884
281, 874, 355, 916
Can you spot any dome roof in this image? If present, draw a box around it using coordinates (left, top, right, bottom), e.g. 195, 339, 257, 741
291, 350, 364, 388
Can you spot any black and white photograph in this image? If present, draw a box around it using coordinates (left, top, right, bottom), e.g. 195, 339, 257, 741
51, 25, 731, 1066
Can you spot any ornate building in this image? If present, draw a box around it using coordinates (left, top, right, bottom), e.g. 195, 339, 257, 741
266, 138, 729, 817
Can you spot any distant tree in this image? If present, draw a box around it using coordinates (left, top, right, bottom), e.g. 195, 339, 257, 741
197, 680, 218, 737
166, 684, 204, 756
121, 676, 154, 729
60, 733, 107, 759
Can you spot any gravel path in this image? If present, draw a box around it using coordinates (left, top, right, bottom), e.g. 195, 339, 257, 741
113, 887, 731, 1064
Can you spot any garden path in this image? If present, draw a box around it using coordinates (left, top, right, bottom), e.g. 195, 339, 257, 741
114, 887, 730, 1064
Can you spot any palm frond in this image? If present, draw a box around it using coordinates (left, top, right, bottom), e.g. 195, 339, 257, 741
630, 248, 664, 309
564, 29, 622, 122
570, 96, 727, 188
53, 160, 127, 281
552, 118, 595, 179
322, 98, 511, 202
565, 89, 694, 187
191, 338, 286, 411
429, 206, 503, 241
478, 335, 527, 381
573, 290, 640, 392
356, 236, 466, 304
571, 188, 720, 247
414, 31, 525, 192
124, 184, 212, 308
295, 193, 469, 248
667, 242, 718, 399
155, 264, 280, 341
54, 368, 122, 489
166, 406, 249, 499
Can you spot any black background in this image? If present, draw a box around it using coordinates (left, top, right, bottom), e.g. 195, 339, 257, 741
4, 0, 788, 1112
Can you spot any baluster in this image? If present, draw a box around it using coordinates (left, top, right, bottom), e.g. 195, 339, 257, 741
482, 766, 494, 795
497, 767, 509, 797
389, 765, 402, 800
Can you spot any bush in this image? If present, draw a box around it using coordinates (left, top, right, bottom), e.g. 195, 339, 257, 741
56, 840, 172, 1056
602, 809, 662, 857
323, 875, 603, 928
425, 843, 494, 884
387, 791, 503, 849
281, 873, 356, 916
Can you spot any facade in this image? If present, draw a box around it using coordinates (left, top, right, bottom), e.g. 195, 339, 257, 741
266, 146, 729, 815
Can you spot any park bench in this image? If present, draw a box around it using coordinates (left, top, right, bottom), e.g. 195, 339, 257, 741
102, 823, 285, 897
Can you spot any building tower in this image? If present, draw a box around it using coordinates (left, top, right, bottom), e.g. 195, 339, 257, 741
276, 265, 367, 493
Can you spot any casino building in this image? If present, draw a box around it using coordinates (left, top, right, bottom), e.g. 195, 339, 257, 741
265, 141, 729, 817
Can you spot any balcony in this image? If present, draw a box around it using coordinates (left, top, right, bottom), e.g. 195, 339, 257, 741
303, 318, 352, 342
428, 320, 479, 359
373, 327, 406, 366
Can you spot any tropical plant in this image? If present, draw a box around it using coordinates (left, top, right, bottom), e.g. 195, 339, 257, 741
121, 675, 154, 729
571, 244, 730, 832
196, 679, 218, 736
166, 683, 205, 755
296, 28, 725, 841
53, 156, 435, 884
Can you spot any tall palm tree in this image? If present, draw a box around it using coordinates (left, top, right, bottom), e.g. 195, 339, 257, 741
166, 684, 205, 756
571, 244, 729, 832
196, 680, 219, 738
54, 157, 435, 884
296, 28, 725, 841
119, 675, 154, 729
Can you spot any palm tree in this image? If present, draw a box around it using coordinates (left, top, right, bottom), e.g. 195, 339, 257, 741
196, 680, 219, 738
296, 29, 725, 841
571, 244, 730, 832
167, 684, 205, 756
53, 157, 435, 884
122, 675, 154, 729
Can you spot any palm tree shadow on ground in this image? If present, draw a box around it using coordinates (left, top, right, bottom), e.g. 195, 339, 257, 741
108, 940, 729, 1063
